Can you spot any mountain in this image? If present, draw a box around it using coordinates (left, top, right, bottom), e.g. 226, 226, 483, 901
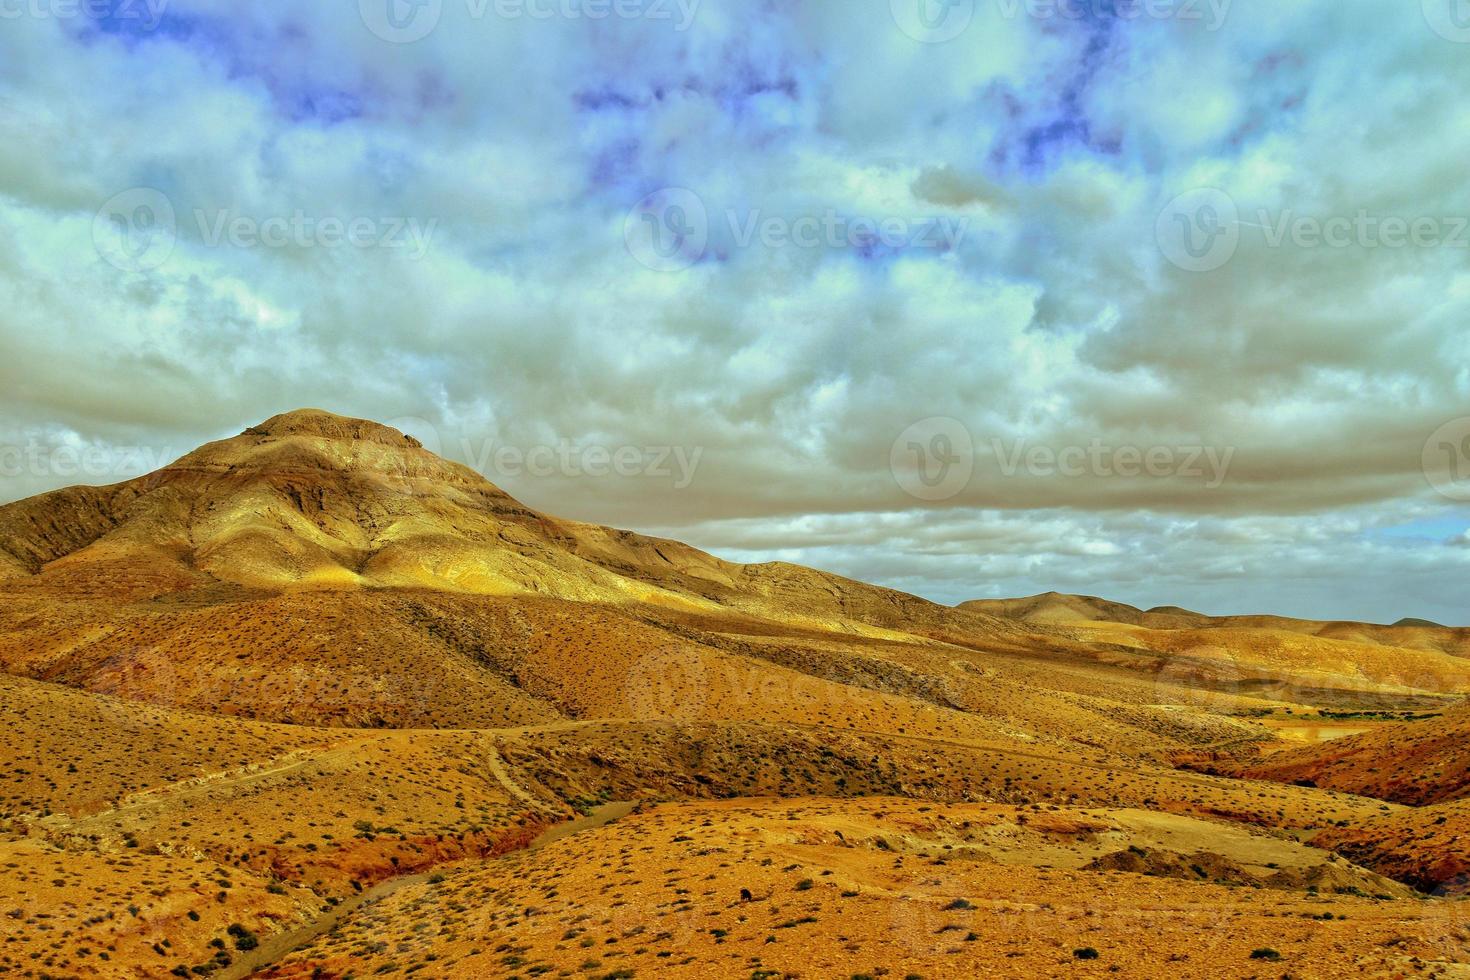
4, 410, 1470, 978
0, 409, 982, 628
0, 410, 1045, 730
963, 591, 1467, 643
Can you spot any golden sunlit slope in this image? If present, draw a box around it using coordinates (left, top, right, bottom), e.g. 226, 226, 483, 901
0, 579, 1278, 750
0, 577, 1056, 737
0, 671, 341, 821
1206, 617, 1470, 657
0, 409, 649, 599
0, 587, 570, 728
1084, 621, 1470, 701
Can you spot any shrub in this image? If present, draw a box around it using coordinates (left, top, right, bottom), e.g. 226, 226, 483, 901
226, 924, 259, 952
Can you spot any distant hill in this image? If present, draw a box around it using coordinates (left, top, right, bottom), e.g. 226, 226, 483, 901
962, 592, 1464, 637
960, 592, 1470, 671
1395, 617, 1446, 628
958, 592, 1207, 627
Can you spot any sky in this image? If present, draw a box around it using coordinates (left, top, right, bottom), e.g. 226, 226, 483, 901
0, 0, 1467, 624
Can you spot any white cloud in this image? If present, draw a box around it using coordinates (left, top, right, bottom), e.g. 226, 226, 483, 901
0, 1, 1466, 622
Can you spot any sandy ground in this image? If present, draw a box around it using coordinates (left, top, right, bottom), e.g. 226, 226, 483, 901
255, 799, 1470, 980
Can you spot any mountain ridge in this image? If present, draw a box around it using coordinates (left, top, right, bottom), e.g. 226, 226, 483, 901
0, 409, 985, 634
962, 590, 1468, 633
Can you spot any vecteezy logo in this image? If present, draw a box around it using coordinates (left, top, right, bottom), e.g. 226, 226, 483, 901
1424, 418, 1470, 502
93, 645, 180, 725
890, 0, 975, 42
373, 414, 445, 496
381, 415, 444, 457
890, 417, 974, 501
623, 187, 709, 272
360, 0, 442, 43
93, 188, 177, 273
1156, 187, 1240, 272
624, 649, 709, 719
1153, 645, 1246, 714
1423, 0, 1470, 42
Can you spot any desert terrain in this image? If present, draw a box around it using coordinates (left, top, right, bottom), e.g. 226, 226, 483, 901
1, 411, 1466, 978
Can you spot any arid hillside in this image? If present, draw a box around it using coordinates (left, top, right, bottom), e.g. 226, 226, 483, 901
2, 411, 1467, 979
0, 410, 1019, 640
961, 591, 1209, 626
254, 798, 1460, 980
1239, 705, 1470, 805
1314, 800, 1470, 896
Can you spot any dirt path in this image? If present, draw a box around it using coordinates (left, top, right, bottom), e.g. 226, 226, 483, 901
482, 739, 543, 807
223, 801, 637, 980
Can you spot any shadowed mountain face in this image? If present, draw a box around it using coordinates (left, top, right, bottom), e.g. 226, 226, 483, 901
3, 411, 1469, 978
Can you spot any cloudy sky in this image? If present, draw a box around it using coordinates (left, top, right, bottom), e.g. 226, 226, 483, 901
1, 0, 1468, 623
